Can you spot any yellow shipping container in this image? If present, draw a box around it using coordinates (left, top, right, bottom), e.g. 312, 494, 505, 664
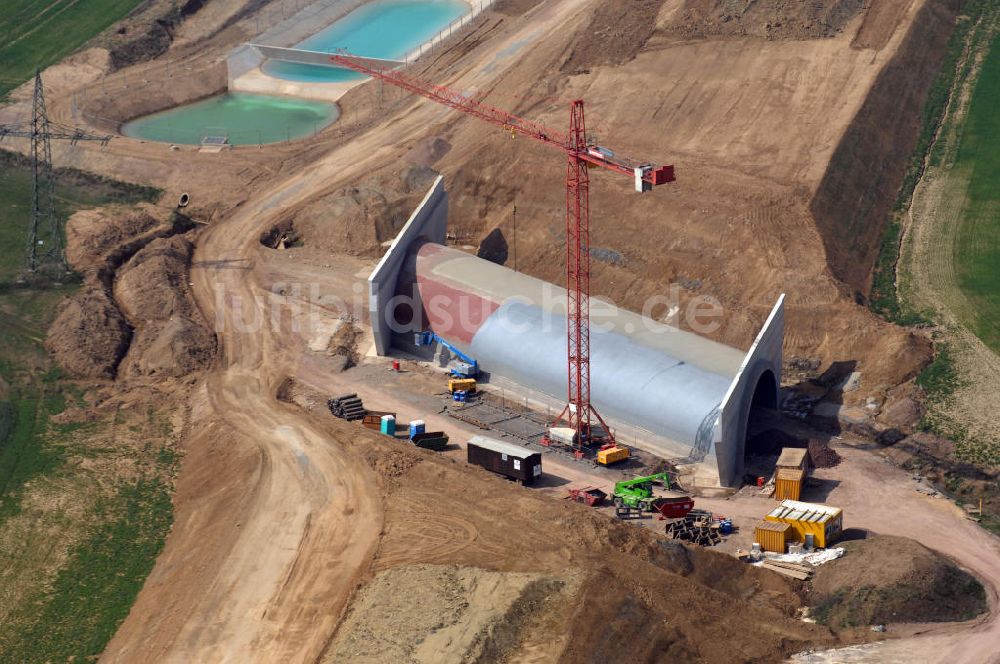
775, 468, 806, 501
597, 446, 630, 465
755, 520, 791, 553
764, 500, 843, 548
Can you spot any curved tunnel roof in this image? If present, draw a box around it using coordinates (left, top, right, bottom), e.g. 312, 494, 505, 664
408, 243, 748, 457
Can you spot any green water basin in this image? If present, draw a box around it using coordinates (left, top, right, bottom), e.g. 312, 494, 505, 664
121, 92, 339, 145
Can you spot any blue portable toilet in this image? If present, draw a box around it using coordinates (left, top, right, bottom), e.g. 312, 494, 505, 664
380, 414, 396, 436
408, 420, 426, 439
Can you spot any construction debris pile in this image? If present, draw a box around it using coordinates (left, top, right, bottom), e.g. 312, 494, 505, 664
328, 393, 366, 421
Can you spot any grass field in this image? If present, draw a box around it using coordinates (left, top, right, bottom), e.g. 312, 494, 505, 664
0, 0, 146, 99
952, 33, 1000, 354
893, 9, 1000, 495
0, 150, 172, 663
867, 1, 1000, 323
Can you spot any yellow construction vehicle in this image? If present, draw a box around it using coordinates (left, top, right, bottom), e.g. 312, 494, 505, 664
597, 445, 630, 465
448, 378, 477, 394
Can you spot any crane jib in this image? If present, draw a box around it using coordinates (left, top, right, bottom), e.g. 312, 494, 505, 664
328, 50, 678, 448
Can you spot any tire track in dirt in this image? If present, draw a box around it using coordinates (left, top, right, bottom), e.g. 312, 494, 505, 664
375, 510, 481, 570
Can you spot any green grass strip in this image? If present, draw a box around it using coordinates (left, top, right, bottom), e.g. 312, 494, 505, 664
0, 391, 66, 520
869, 0, 1000, 322
953, 32, 1000, 353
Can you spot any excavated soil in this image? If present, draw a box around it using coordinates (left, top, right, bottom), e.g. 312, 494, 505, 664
327, 320, 361, 369
288, 165, 439, 257
322, 565, 568, 663
560, 0, 668, 73
330, 422, 836, 663
114, 235, 216, 378
65, 204, 165, 271
658, 0, 868, 42
52, 205, 214, 380
808, 439, 842, 468
46, 284, 132, 379
809, 535, 987, 629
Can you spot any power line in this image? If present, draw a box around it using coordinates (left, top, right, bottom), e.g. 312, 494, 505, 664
0, 71, 113, 276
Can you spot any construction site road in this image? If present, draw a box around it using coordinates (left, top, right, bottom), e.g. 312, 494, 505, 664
99, 194, 386, 662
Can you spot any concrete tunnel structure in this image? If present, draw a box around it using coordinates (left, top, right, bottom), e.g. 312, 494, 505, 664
369, 177, 785, 489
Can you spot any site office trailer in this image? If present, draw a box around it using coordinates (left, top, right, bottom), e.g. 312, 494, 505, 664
467, 435, 542, 485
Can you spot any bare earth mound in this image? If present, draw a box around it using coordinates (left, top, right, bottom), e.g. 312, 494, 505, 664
46, 284, 131, 379
332, 423, 837, 663
323, 564, 566, 663
65, 204, 164, 272
114, 235, 215, 378
809, 535, 987, 629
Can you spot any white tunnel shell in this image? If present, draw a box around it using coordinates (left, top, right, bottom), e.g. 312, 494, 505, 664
407, 243, 773, 480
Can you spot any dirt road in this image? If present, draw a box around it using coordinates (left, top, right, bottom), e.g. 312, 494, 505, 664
100, 169, 385, 662
103, 2, 597, 660
787, 442, 1000, 664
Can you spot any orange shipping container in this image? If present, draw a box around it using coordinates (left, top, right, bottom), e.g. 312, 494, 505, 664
775, 467, 806, 501
755, 521, 791, 553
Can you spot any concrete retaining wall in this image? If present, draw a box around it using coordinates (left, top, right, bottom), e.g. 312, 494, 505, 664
254, 0, 367, 48
227, 44, 265, 89
368, 175, 448, 355
712, 295, 785, 487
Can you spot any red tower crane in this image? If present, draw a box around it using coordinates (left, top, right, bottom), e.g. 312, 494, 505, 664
329, 53, 675, 452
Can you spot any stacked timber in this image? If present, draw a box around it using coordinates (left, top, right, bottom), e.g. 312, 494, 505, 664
328, 394, 366, 421
759, 559, 812, 580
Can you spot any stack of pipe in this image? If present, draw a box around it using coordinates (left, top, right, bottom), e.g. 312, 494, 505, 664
328, 393, 366, 421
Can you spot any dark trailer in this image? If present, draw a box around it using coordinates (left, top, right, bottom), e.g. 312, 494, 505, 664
467, 435, 542, 486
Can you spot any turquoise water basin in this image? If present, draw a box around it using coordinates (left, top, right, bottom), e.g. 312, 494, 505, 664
121, 92, 338, 145
263, 0, 469, 82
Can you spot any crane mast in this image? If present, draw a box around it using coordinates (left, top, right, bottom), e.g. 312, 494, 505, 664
328, 53, 675, 453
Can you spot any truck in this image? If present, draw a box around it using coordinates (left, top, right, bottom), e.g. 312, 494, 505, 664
416, 331, 478, 378
467, 435, 542, 486
612, 472, 674, 511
